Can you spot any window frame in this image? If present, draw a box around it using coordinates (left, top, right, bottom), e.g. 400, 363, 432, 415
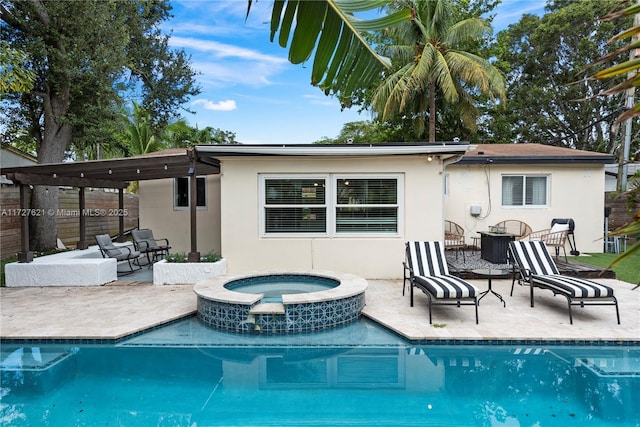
501, 174, 549, 208
259, 173, 403, 237
173, 176, 207, 210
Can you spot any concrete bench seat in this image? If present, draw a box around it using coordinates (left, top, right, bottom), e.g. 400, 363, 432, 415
5, 246, 119, 287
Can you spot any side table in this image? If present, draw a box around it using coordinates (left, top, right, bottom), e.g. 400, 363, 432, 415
472, 269, 510, 307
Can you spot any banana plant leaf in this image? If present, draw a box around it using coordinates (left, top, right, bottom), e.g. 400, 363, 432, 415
247, 0, 413, 101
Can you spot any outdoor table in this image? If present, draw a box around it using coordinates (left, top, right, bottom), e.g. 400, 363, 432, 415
479, 231, 516, 264
472, 268, 509, 307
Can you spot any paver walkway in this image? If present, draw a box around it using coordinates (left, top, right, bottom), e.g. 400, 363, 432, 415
1, 278, 638, 342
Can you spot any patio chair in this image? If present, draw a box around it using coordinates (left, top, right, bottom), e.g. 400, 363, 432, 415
95, 234, 142, 275
508, 240, 620, 324
527, 222, 569, 261
444, 220, 466, 262
494, 220, 532, 240
132, 228, 171, 266
403, 241, 479, 324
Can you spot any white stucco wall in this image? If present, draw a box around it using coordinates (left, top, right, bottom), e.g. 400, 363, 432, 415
444, 163, 606, 253
138, 174, 221, 256
218, 155, 443, 279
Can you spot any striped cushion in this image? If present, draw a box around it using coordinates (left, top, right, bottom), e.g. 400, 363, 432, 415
414, 275, 478, 299
509, 240, 560, 275
406, 241, 449, 276
531, 275, 615, 298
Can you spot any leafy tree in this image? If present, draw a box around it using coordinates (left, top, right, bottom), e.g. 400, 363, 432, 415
371, 0, 505, 142
313, 120, 416, 144
0, 40, 35, 93
1, 0, 199, 251
488, 0, 634, 151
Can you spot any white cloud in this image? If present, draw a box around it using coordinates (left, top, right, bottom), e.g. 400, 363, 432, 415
171, 37, 286, 65
303, 93, 339, 107
192, 99, 237, 111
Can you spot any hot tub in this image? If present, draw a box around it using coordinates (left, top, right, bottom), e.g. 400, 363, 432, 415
194, 271, 367, 334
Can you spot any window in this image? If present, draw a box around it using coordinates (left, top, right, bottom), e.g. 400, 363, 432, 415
263, 177, 327, 233
502, 175, 548, 207
174, 176, 207, 209
260, 174, 402, 236
335, 178, 398, 232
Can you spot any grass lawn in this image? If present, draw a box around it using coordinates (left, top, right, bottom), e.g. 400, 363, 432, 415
567, 251, 640, 285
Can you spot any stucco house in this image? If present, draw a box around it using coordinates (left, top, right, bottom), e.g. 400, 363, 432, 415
140, 143, 471, 279
444, 144, 614, 254
139, 143, 613, 279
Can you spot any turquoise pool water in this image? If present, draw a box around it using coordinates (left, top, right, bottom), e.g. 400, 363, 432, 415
1, 318, 639, 426
224, 274, 339, 302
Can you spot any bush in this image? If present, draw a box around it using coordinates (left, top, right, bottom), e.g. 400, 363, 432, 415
165, 251, 221, 263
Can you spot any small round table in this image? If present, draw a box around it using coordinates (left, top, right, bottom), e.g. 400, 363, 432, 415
472, 269, 510, 307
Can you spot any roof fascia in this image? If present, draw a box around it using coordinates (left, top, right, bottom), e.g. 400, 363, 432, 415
195, 143, 473, 157
457, 155, 615, 165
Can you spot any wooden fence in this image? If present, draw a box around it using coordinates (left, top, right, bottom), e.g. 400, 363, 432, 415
605, 192, 639, 247
1, 186, 139, 259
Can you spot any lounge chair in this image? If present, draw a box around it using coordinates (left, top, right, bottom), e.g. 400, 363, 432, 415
132, 229, 171, 265
95, 234, 142, 275
509, 240, 620, 324
403, 241, 479, 324
444, 220, 466, 262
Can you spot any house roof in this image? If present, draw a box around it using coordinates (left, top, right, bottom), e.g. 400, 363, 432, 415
1, 143, 471, 188
458, 143, 615, 165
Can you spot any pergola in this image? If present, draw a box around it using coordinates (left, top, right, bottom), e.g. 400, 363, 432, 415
2, 148, 220, 262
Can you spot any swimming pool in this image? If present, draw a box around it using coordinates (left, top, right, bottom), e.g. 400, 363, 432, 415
1, 318, 639, 426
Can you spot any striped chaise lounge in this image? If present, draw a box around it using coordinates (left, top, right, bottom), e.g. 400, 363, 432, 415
509, 240, 620, 324
403, 241, 479, 324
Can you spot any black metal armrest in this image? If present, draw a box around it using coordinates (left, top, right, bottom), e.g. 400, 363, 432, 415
155, 238, 169, 247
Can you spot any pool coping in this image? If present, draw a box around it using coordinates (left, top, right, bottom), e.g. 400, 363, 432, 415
193, 270, 368, 305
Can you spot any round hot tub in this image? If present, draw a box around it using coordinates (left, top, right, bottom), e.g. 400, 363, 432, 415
194, 271, 367, 334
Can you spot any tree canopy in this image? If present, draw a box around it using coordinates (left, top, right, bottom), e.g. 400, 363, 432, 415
1, 0, 200, 250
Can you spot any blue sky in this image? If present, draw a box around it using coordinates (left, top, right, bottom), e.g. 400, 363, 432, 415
164, 0, 545, 144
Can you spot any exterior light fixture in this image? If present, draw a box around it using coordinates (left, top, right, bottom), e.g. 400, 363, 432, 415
427, 155, 433, 162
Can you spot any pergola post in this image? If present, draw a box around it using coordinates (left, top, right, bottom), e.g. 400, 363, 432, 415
17, 184, 33, 263
187, 150, 200, 262
76, 187, 88, 249
117, 188, 125, 243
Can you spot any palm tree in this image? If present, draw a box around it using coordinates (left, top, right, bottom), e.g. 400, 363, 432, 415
371, 0, 505, 141
124, 102, 164, 156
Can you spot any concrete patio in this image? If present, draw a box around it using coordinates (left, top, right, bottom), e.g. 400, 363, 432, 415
1, 275, 638, 343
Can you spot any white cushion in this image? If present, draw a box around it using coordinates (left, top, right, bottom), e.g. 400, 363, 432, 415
550, 223, 569, 233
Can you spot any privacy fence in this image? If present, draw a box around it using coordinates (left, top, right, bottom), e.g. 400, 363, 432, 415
1, 186, 139, 259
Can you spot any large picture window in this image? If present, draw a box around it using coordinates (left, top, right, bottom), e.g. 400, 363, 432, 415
502, 175, 548, 207
260, 174, 402, 236
174, 176, 207, 209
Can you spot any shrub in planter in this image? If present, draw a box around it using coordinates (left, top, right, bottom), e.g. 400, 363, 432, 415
154, 251, 226, 285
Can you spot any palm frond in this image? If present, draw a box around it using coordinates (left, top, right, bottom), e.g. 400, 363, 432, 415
252, 0, 413, 100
